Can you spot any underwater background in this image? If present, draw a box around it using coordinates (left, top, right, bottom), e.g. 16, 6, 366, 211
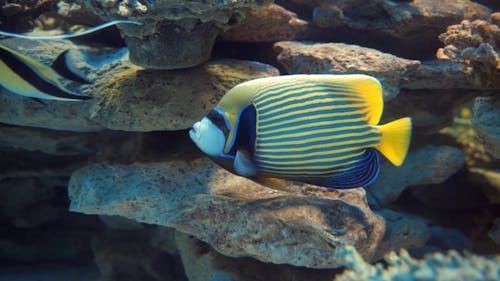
0, 0, 499, 280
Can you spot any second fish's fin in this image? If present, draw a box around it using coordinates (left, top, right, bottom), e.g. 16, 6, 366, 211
0, 20, 142, 40
51, 50, 91, 84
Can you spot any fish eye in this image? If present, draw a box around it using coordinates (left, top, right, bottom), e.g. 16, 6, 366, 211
206, 109, 230, 138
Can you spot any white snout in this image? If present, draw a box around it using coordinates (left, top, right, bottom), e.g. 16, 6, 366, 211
189, 117, 225, 157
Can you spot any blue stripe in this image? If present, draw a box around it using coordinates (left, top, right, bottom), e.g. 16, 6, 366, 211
256, 126, 372, 144
257, 113, 367, 133
322, 150, 380, 189
258, 108, 365, 127
256, 87, 357, 108
253, 83, 311, 103
256, 132, 381, 150
258, 103, 365, 120
258, 95, 363, 115
213, 107, 231, 130
253, 82, 352, 103
257, 121, 367, 138
255, 139, 380, 155
256, 133, 382, 149
255, 154, 365, 168
256, 149, 363, 163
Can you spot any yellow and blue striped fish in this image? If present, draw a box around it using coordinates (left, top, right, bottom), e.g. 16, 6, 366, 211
189, 74, 412, 190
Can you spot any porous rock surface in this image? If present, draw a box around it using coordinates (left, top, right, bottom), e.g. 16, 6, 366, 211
68, 158, 429, 269
273, 41, 488, 101
473, 96, 500, 160
73, 0, 272, 69
0, 38, 279, 132
438, 14, 500, 88
334, 245, 500, 281
293, 0, 490, 37
221, 4, 309, 42
274, 41, 422, 100
367, 146, 466, 208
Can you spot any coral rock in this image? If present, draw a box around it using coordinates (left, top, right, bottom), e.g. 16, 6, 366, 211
335, 245, 500, 281
437, 16, 500, 88
73, 0, 272, 69
221, 4, 309, 42
368, 146, 466, 207
68, 159, 428, 269
473, 96, 500, 160
0, 38, 278, 132
274, 41, 421, 100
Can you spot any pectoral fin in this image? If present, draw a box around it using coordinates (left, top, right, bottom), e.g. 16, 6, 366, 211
234, 149, 257, 177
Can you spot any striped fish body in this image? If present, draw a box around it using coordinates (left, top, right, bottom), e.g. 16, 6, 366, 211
195, 74, 412, 190
0, 45, 91, 101
249, 77, 382, 188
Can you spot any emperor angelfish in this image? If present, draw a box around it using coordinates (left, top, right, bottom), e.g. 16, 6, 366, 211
190, 74, 412, 190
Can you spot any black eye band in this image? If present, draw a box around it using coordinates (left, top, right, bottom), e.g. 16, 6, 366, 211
206, 109, 230, 138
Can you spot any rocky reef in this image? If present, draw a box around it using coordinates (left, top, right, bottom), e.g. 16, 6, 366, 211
0, 0, 499, 281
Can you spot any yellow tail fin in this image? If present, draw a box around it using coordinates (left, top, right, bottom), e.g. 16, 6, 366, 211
375, 117, 412, 166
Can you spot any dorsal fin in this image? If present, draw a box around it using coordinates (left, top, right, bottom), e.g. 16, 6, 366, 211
324, 74, 384, 125
51, 50, 91, 84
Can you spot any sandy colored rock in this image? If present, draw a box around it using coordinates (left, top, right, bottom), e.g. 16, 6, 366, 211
368, 146, 466, 207
274, 41, 421, 100
473, 96, 500, 160
68, 158, 428, 269
0, 38, 279, 132
334, 245, 500, 281
296, 0, 490, 37
437, 17, 500, 88
74, 0, 272, 69
175, 231, 334, 281
221, 4, 309, 42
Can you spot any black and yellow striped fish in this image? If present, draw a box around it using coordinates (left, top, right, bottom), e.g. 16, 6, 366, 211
0, 20, 143, 101
189, 74, 412, 190
0, 44, 92, 101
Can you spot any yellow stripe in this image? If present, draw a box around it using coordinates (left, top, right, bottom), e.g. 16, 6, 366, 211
256, 146, 365, 159
253, 82, 320, 103
258, 130, 375, 147
259, 101, 365, 117
258, 117, 367, 135
257, 136, 381, 153
258, 159, 362, 172
257, 105, 366, 123
258, 110, 368, 129
257, 92, 363, 110
257, 125, 364, 141
254, 82, 356, 105
257, 150, 365, 165
264, 165, 355, 176
257, 90, 361, 111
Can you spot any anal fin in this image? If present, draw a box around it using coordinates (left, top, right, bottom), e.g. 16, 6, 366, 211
250, 177, 295, 193
309, 149, 380, 190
